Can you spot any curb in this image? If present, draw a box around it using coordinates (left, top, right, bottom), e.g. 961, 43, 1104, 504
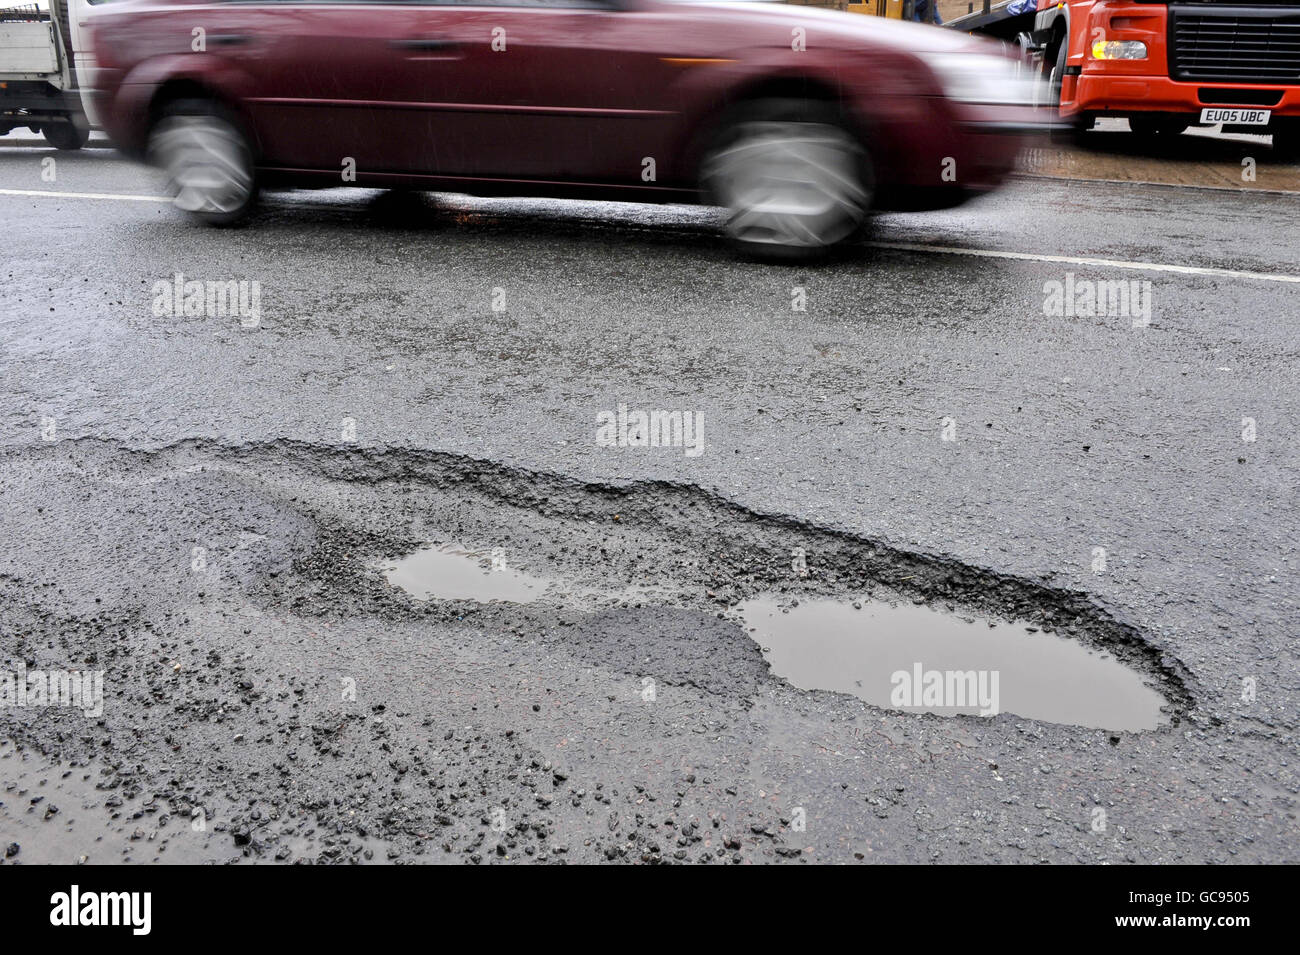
1011, 171, 1300, 197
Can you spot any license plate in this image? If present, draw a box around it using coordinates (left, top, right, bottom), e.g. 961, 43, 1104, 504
1200, 107, 1272, 126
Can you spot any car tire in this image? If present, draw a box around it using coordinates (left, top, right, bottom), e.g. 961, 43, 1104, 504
42, 115, 89, 151
701, 99, 873, 261
148, 98, 257, 226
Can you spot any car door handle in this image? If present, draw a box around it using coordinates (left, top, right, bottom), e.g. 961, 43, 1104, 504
390, 37, 459, 52
210, 34, 253, 46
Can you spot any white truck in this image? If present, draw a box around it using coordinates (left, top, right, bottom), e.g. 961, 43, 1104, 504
0, 0, 108, 149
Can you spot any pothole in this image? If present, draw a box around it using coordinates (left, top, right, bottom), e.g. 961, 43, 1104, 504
372, 537, 1170, 731
741, 597, 1168, 731
14, 438, 1194, 730
374, 542, 552, 604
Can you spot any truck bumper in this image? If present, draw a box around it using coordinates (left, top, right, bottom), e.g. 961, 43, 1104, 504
1070, 74, 1300, 120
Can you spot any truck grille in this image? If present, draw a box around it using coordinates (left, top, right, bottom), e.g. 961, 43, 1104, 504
1169, 6, 1300, 85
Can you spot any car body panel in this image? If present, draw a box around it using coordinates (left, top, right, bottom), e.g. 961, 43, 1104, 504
92, 0, 1035, 210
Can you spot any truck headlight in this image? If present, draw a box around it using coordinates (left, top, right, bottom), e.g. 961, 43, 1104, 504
919, 52, 1044, 107
1091, 40, 1148, 60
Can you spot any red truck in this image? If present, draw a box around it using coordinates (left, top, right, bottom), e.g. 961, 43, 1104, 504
954, 0, 1300, 155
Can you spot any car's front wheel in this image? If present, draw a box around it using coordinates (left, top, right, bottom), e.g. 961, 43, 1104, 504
148, 99, 257, 226
702, 99, 873, 260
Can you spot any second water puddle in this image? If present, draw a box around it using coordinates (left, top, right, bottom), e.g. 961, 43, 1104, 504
740, 597, 1167, 731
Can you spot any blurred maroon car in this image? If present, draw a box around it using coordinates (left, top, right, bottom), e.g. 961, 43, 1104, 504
91, 0, 1045, 257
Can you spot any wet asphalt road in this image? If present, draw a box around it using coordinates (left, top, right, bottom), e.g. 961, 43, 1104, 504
0, 143, 1297, 864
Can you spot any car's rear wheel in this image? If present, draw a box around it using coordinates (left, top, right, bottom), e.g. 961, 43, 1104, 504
148, 99, 256, 226
701, 99, 873, 260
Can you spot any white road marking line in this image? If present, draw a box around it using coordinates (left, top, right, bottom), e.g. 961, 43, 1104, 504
4, 187, 1298, 284
870, 241, 1300, 284
0, 187, 170, 202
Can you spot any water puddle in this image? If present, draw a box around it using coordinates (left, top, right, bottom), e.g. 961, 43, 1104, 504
0, 752, 215, 864
740, 597, 1167, 731
0, 749, 394, 865
377, 543, 552, 604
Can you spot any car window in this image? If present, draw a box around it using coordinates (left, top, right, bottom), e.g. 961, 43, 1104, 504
425, 0, 613, 5
218, 0, 614, 7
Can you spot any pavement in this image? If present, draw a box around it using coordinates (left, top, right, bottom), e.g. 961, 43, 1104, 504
1019, 119, 1300, 192
0, 140, 1297, 864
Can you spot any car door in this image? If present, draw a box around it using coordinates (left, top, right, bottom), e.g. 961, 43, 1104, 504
211, 0, 696, 184
216, 1, 463, 175
400, 0, 688, 184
